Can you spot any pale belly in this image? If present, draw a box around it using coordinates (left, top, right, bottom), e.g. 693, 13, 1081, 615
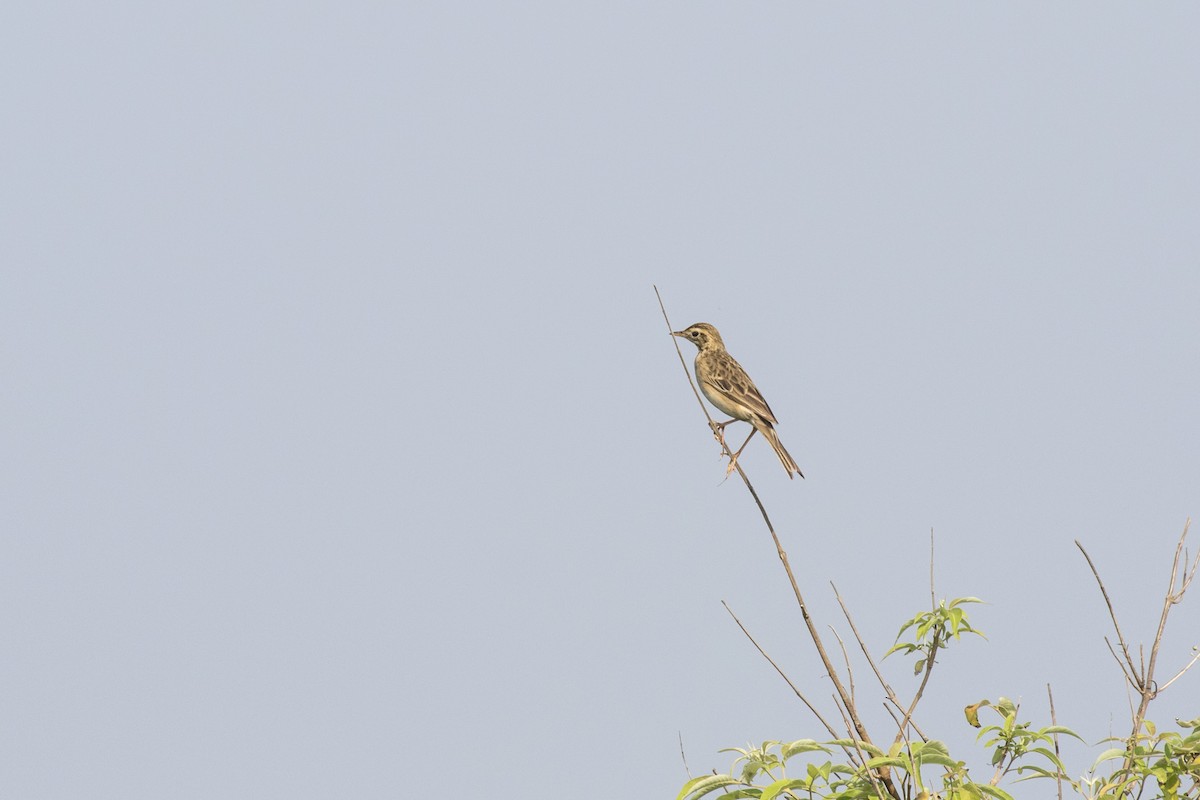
698, 375, 751, 421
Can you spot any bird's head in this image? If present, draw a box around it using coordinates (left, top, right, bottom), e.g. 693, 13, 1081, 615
671, 322, 724, 350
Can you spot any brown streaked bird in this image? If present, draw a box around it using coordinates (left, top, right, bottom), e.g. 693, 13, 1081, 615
672, 322, 803, 479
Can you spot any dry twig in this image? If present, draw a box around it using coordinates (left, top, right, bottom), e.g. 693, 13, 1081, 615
721, 602, 843, 745
1047, 683, 1063, 800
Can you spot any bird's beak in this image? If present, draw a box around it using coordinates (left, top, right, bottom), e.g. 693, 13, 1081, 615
670, 330, 685, 338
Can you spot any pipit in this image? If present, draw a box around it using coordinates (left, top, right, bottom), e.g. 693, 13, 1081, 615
672, 322, 804, 479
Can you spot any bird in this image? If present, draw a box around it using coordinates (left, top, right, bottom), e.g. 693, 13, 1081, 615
671, 322, 803, 479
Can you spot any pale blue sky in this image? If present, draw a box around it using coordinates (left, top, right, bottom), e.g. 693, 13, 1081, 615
3, 3, 1199, 799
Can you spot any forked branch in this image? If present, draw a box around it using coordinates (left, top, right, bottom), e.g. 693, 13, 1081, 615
1077, 519, 1199, 744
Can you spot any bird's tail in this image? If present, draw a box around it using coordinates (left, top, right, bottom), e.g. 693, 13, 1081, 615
761, 424, 804, 480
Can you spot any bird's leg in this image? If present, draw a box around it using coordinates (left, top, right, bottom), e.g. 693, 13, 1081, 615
724, 428, 757, 476
708, 418, 738, 446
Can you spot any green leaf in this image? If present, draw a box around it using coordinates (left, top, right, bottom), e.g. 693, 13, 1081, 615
1091, 747, 1129, 767
1028, 746, 1066, 770
805, 761, 830, 781
781, 740, 830, 760
1041, 725, 1084, 741
828, 739, 884, 758
972, 784, 1016, 800
760, 778, 810, 800
949, 607, 965, 631
915, 740, 951, 757
676, 774, 742, 800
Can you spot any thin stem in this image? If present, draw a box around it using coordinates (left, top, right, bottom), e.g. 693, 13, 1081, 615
831, 626, 856, 709
988, 700, 1023, 786
1077, 540, 1139, 683
1157, 648, 1200, 692
831, 583, 929, 743
1103, 637, 1137, 688
929, 528, 936, 611
1048, 683, 1063, 800
895, 629, 940, 743
834, 703, 887, 800
721, 601, 843, 745
832, 584, 894, 698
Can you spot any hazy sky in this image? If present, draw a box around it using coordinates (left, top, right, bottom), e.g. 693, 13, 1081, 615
3, 4, 1199, 799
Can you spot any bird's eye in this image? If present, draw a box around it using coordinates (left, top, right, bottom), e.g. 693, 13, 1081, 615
691, 331, 699, 337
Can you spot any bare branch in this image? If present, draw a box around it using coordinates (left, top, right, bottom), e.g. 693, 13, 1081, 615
1076, 540, 1139, 680
1158, 647, 1200, 693
884, 702, 918, 797
1132, 520, 1197, 734
831, 584, 895, 698
831, 583, 929, 743
1170, 518, 1198, 597
1048, 683, 1063, 800
1104, 637, 1138, 688
830, 625, 856, 708
929, 528, 936, 611
895, 629, 940, 744
883, 701, 903, 734
833, 700, 884, 795
721, 602, 842, 742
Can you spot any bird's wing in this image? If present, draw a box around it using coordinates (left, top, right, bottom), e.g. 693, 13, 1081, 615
709, 352, 779, 424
